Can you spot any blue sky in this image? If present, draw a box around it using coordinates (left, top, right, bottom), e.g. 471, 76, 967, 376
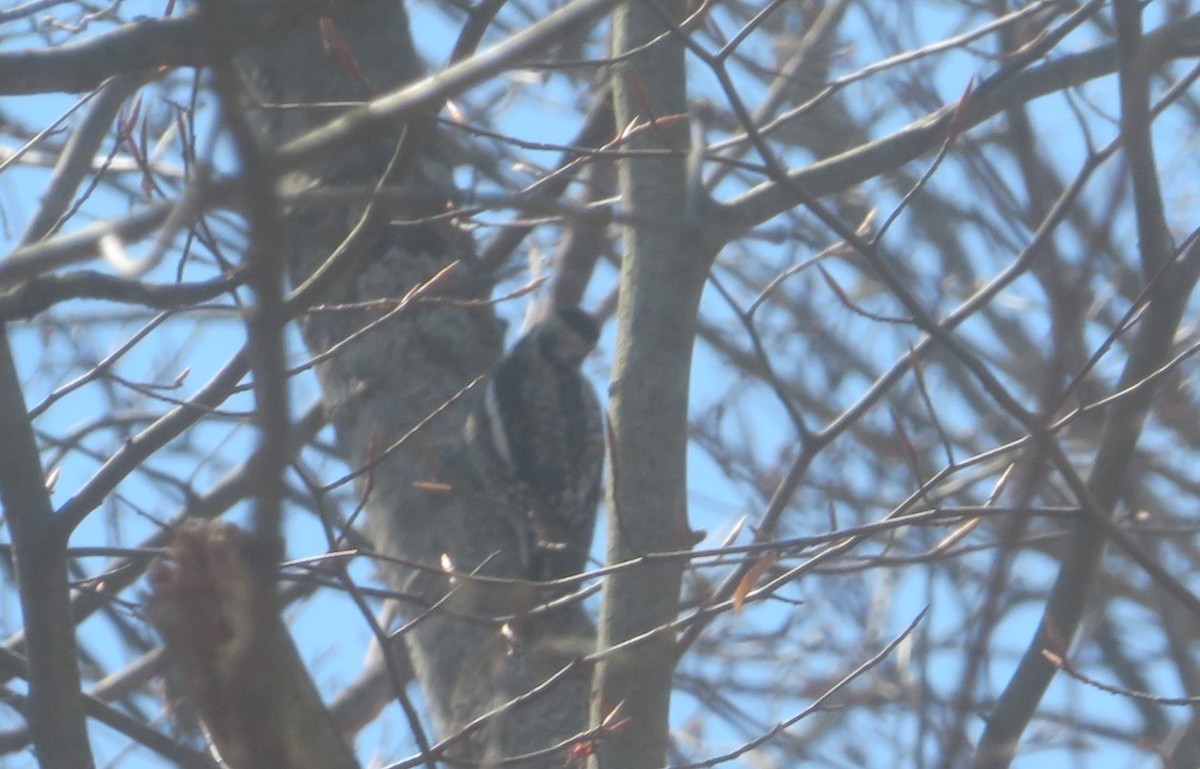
2, 2, 1200, 768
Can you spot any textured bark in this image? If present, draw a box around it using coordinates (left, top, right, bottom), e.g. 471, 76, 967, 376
589, 2, 705, 768
235, 1, 593, 764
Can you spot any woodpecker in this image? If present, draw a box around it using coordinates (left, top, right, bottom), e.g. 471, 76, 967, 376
464, 307, 604, 582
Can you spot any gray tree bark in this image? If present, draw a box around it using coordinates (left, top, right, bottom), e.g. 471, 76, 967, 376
236, 1, 594, 764
590, 2, 707, 768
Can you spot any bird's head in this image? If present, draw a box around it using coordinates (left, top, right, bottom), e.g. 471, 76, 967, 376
536, 307, 600, 366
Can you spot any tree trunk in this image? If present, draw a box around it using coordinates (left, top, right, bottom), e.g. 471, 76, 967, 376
590, 2, 708, 768
236, 2, 593, 764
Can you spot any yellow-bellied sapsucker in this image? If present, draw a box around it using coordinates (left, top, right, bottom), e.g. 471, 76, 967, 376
464, 307, 604, 582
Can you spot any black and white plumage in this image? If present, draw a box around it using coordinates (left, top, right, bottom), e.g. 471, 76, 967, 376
464, 307, 604, 582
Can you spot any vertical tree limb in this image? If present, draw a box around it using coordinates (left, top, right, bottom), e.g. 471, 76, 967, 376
0, 335, 94, 769
590, 3, 710, 767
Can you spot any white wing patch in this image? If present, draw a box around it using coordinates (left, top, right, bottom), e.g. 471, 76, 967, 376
482, 380, 513, 469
